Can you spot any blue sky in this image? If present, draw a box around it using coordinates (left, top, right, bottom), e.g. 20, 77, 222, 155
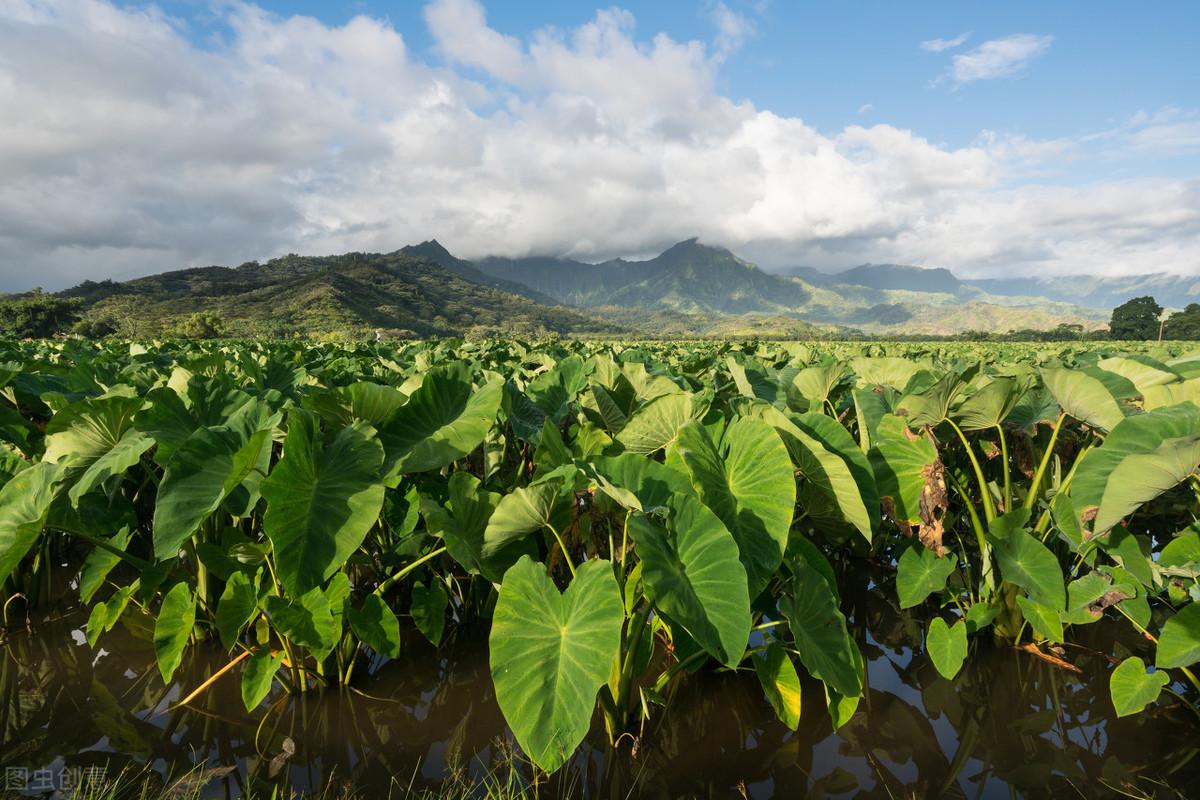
2, 0, 1198, 288
140, 0, 1200, 175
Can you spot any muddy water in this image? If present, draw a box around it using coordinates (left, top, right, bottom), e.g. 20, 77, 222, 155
2, 598, 1199, 799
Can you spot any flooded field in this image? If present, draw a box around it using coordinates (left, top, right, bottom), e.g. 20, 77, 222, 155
3, 584, 1197, 799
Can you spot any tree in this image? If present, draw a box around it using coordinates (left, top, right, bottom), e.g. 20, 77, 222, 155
177, 311, 225, 339
1109, 296, 1162, 340
0, 290, 81, 338
1164, 303, 1200, 340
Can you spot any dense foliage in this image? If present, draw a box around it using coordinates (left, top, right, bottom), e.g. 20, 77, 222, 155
1110, 295, 1165, 340
3, 337, 1200, 775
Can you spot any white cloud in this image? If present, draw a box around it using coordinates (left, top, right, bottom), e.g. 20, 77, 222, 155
941, 33, 1053, 85
0, 1, 1195, 291
919, 31, 970, 53
707, 1, 754, 61
857, 103, 873, 114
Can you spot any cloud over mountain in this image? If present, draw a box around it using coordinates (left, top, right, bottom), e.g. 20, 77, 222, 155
0, 0, 1197, 290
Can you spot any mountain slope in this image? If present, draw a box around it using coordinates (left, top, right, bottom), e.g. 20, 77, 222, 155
477, 238, 812, 315
965, 274, 1200, 310
398, 240, 560, 304
64, 251, 622, 339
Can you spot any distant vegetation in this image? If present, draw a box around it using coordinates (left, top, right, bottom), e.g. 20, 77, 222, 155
1, 241, 1194, 342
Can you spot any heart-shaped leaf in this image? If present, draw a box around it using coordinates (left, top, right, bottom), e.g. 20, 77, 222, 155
490, 557, 623, 773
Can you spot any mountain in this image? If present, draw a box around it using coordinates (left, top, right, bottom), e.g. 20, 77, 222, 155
475, 240, 1106, 333
61, 251, 622, 339
964, 274, 1200, 310
399, 240, 560, 305
476, 238, 813, 315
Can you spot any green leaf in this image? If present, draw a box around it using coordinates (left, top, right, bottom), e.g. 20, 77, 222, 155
482, 480, 565, 558
425, 472, 531, 583
1016, 596, 1064, 643
1157, 603, 1200, 669
0, 461, 61, 581
86, 584, 136, 647
489, 557, 623, 773
411, 580, 448, 646
261, 412, 385, 596
1072, 403, 1200, 535
379, 365, 502, 476
782, 554, 862, 698
68, 431, 153, 507
749, 404, 876, 542
216, 570, 259, 651
926, 617, 967, 680
43, 394, 143, 469
348, 594, 402, 658
152, 427, 238, 561
1110, 656, 1169, 717
753, 642, 802, 730
241, 649, 286, 711
1041, 367, 1126, 432
628, 495, 750, 668
78, 527, 131, 604
988, 515, 1065, 611
951, 376, 1025, 431
675, 418, 795, 596
265, 589, 339, 661
616, 392, 706, 455
869, 415, 939, 526
896, 543, 956, 609
154, 582, 196, 683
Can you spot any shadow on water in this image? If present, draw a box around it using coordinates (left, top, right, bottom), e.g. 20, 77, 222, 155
2, 582, 1199, 799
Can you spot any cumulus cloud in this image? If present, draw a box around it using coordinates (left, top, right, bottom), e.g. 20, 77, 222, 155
919, 31, 970, 53
941, 33, 1053, 85
0, 1, 1196, 291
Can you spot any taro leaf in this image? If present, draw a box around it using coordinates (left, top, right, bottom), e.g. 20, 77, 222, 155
895, 373, 962, 427
1016, 596, 1064, 643
790, 413, 880, 532
1157, 603, 1200, 669
616, 392, 707, 455
951, 376, 1024, 431
426, 473, 534, 583
753, 642, 802, 730
749, 403, 875, 542
78, 526, 131, 605
305, 381, 407, 428
216, 570, 259, 651
261, 413, 385, 597
675, 418, 794, 596
1096, 526, 1154, 588
987, 511, 1065, 611
590, 453, 691, 513
411, 580, 448, 646
1098, 356, 1179, 394
1110, 656, 1169, 717
42, 394, 143, 469
850, 356, 924, 391
870, 414, 939, 526
154, 582, 196, 683
0, 461, 61, 581
586, 384, 628, 433
1072, 403, 1200, 536
87, 584, 136, 647
628, 495, 750, 668
852, 386, 892, 452
379, 364, 502, 476
824, 646, 865, 730
68, 431, 153, 507
964, 602, 1001, 634
1144, 379, 1200, 411
242, 649, 286, 712
1040, 367, 1126, 433
896, 544, 956, 609
726, 356, 785, 406
482, 479, 566, 558
152, 427, 239, 561
489, 557, 623, 773
348, 594, 402, 658
1161, 530, 1200, 571
1062, 572, 1115, 626
790, 363, 847, 411
926, 617, 967, 680
782, 554, 862, 698
265, 589, 338, 661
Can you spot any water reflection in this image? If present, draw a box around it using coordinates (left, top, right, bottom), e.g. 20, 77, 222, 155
2, 600, 1198, 798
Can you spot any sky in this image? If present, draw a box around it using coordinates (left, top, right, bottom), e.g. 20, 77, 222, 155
1, 0, 1198, 290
